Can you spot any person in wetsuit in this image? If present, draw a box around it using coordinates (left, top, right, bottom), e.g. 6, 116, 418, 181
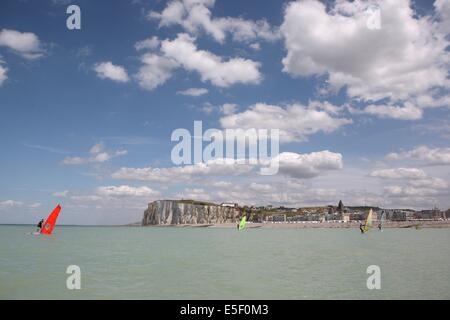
36, 219, 44, 233
359, 222, 365, 234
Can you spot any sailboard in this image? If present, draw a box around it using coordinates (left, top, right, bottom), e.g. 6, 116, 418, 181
238, 215, 247, 231
40, 204, 62, 235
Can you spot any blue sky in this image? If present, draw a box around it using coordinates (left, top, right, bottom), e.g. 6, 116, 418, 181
1, 0, 450, 224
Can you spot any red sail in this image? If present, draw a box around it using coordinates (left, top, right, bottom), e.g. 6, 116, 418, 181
41, 204, 61, 235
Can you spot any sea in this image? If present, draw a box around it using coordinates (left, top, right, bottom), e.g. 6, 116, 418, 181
0, 225, 449, 299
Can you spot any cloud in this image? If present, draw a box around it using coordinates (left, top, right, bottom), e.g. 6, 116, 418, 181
65, 185, 161, 211
220, 103, 237, 115
175, 188, 211, 202
201, 103, 214, 114
160, 33, 262, 87
249, 43, 261, 51
384, 184, 447, 198
0, 63, 7, 86
210, 181, 232, 188
415, 94, 450, 109
369, 168, 427, 180
135, 36, 160, 51
62, 143, 127, 165
0, 200, 23, 208
53, 190, 69, 198
177, 87, 208, 96
175, 179, 344, 207
249, 182, 275, 193
89, 143, 103, 154
274, 151, 343, 179
219, 102, 351, 142
386, 146, 450, 166
112, 158, 254, 183
409, 177, 448, 189
94, 61, 129, 82
111, 151, 343, 182
148, 0, 279, 43
280, 0, 450, 119
435, 0, 450, 34
96, 185, 160, 198
0, 29, 45, 59
0, 200, 41, 210
367, 165, 450, 202
134, 33, 262, 90
135, 53, 178, 90
363, 103, 423, 120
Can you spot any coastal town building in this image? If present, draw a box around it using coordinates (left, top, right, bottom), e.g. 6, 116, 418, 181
337, 200, 345, 214
417, 207, 445, 220
272, 214, 287, 222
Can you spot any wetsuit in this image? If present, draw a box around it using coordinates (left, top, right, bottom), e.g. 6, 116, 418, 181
37, 219, 44, 232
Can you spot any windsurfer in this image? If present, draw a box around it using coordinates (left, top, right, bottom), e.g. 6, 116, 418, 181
36, 218, 44, 233
359, 222, 365, 234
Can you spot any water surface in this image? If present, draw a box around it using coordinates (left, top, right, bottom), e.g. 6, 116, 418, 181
0, 225, 449, 299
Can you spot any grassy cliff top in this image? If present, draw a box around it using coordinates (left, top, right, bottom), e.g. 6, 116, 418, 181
159, 199, 219, 206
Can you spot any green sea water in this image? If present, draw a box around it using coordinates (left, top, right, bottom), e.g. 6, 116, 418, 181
0, 225, 449, 299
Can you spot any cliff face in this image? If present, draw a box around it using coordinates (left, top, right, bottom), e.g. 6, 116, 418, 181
142, 200, 240, 225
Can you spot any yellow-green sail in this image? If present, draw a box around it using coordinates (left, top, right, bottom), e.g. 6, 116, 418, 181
238, 216, 247, 230
363, 208, 373, 232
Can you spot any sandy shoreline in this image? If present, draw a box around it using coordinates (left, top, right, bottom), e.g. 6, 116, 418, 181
141, 220, 450, 229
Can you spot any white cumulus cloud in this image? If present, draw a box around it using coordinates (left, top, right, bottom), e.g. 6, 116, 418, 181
177, 87, 208, 96
148, 0, 279, 43
111, 151, 343, 182
386, 146, 450, 166
219, 102, 351, 142
274, 151, 343, 179
0, 29, 45, 59
363, 103, 423, 120
94, 61, 130, 83
369, 168, 427, 180
135, 36, 160, 51
0, 63, 7, 86
96, 185, 160, 198
161, 33, 262, 87
280, 0, 450, 119
62, 143, 127, 165
135, 53, 179, 90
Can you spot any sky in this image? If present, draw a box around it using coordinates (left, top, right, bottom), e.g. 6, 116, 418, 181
0, 0, 450, 225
